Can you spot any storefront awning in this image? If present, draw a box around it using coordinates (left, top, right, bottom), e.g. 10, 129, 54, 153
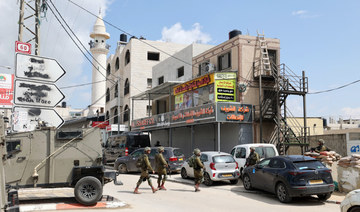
131, 81, 184, 101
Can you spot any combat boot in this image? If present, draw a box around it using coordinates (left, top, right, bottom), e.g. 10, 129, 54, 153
151, 186, 158, 193
133, 187, 140, 194
157, 182, 161, 190
195, 184, 200, 192
160, 182, 167, 191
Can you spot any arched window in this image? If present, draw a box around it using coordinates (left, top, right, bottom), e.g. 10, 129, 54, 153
106, 64, 111, 76
105, 111, 109, 121
106, 88, 110, 102
124, 78, 129, 95
114, 108, 118, 124
123, 105, 129, 122
125, 50, 130, 65
115, 83, 118, 97
115, 57, 119, 70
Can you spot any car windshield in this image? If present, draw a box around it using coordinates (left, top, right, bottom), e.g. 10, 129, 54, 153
255, 147, 276, 158
213, 155, 235, 163
173, 149, 184, 157
293, 160, 325, 170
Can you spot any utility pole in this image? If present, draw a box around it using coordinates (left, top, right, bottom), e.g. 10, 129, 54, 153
18, 0, 42, 55
0, 116, 7, 211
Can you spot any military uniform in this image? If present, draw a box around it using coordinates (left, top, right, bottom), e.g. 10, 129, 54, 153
134, 147, 157, 194
315, 145, 330, 153
155, 150, 168, 190
193, 155, 204, 185
247, 151, 260, 166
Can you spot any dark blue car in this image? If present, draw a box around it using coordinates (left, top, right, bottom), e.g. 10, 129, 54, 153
242, 155, 334, 203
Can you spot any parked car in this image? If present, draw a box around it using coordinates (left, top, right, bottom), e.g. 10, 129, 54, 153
114, 147, 185, 173
230, 143, 278, 176
341, 189, 360, 212
180, 151, 240, 186
103, 132, 150, 163
242, 155, 334, 203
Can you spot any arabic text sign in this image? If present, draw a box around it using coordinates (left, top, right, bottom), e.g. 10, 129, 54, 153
14, 80, 65, 108
0, 74, 14, 108
16, 53, 66, 83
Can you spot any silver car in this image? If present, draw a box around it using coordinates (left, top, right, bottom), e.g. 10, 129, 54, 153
180, 151, 240, 186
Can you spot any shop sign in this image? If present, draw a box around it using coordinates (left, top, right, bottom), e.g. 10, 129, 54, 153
215, 72, 236, 102
131, 113, 170, 131
216, 102, 252, 123
171, 103, 215, 125
91, 121, 109, 129
173, 73, 214, 95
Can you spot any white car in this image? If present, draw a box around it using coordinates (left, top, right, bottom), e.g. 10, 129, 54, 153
230, 143, 279, 176
341, 189, 360, 212
180, 151, 240, 186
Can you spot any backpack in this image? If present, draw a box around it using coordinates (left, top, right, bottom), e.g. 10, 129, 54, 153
136, 155, 144, 168
188, 155, 196, 168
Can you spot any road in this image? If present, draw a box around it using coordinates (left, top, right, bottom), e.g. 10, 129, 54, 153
98, 173, 340, 212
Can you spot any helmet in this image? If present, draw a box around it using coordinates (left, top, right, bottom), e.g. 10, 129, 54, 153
157, 146, 164, 152
250, 147, 255, 151
144, 147, 151, 152
318, 139, 325, 145
193, 148, 201, 155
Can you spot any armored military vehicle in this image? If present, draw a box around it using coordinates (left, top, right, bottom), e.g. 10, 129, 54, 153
4, 126, 121, 206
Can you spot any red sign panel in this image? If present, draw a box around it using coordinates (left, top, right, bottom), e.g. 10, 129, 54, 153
15, 41, 31, 54
92, 121, 109, 129
0, 74, 14, 108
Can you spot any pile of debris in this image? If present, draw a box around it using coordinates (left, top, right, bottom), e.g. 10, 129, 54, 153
304, 151, 342, 165
338, 154, 360, 168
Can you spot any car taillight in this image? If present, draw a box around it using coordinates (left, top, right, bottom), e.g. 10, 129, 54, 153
325, 170, 332, 173
125, 147, 128, 156
210, 162, 216, 170
288, 171, 305, 176
169, 157, 177, 162
235, 161, 239, 170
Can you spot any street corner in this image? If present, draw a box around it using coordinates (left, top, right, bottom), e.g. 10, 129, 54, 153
19, 195, 127, 211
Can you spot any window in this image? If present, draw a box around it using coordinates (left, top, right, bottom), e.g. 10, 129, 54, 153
146, 105, 152, 116
114, 108, 118, 124
148, 52, 160, 61
115, 57, 119, 70
106, 64, 111, 76
123, 105, 129, 122
257, 158, 271, 168
198, 61, 209, 76
235, 148, 246, 158
106, 88, 110, 102
124, 78, 129, 95
57, 130, 83, 140
158, 76, 164, 85
177, 66, 184, 78
147, 78, 152, 88
200, 154, 208, 162
213, 155, 235, 163
6, 140, 21, 153
131, 150, 142, 158
125, 50, 130, 65
115, 83, 118, 97
268, 159, 285, 169
218, 52, 231, 70
106, 111, 109, 121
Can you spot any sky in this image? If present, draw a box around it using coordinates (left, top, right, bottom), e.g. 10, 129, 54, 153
0, 0, 359, 121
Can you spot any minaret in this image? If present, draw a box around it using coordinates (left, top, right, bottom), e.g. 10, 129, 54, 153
89, 12, 110, 116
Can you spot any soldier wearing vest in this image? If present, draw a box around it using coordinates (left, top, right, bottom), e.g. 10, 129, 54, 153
314, 139, 331, 153
193, 148, 204, 192
134, 147, 157, 194
155, 146, 168, 190
246, 147, 260, 166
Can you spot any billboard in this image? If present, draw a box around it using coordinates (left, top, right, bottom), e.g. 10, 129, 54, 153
215, 72, 236, 102
0, 74, 14, 108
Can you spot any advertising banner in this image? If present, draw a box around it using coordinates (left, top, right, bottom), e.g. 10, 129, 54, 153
0, 74, 14, 108
215, 72, 236, 102
173, 73, 214, 95
216, 102, 252, 123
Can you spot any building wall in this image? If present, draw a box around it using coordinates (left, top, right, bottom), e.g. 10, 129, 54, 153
287, 117, 324, 136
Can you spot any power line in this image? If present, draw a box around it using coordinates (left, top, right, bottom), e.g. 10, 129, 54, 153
308, 79, 360, 94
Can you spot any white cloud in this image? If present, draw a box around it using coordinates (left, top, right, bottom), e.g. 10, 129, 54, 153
291, 10, 319, 19
340, 107, 360, 119
0, 0, 112, 109
292, 10, 308, 16
160, 22, 211, 44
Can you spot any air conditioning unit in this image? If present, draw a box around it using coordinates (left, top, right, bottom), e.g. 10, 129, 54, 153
205, 63, 215, 72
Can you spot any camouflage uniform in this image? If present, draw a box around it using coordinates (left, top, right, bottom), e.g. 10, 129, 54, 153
134, 147, 157, 194
155, 147, 168, 190
314, 139, 330, 153
247, 149, 260, 166
193, 148, 204, 192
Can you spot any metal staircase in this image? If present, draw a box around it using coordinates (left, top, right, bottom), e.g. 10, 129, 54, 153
254, 33, 309, 155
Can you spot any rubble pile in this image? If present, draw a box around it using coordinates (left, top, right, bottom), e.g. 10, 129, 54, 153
304, 151, 341, 165
338, 154, 360, 168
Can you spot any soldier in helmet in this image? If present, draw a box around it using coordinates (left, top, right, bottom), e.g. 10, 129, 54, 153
193, 148, 204, 192
155, 146, 168, 190
246, 147, 260, 167
313, 139, 330, 153
133, 147, 157, 194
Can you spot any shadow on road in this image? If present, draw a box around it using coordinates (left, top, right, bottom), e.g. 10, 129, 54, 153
169, 188, 195, 192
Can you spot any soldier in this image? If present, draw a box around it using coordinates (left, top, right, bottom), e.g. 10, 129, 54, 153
133, 147, 157, 194
193, 148, 204, 192
246, 147, 260, 166
155, 146, 168, 190
313, 139, 331, 153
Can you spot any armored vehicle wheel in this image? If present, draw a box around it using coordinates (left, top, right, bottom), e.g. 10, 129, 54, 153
181, 168, 188, 179
74, 176, 103, 206
203, 172, 213, 186
118, 163, 128, 174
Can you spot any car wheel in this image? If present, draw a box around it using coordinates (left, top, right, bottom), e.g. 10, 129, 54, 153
203, 172, 213, 186
181, 168, 188, 179
74, 176, 103, 206
349, 206, 360, 212
317, 193, 332, 201
243, 174, 252, 190
276, 182, 292, 203
118, 163, 128, 174
230, 179, 239, 185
